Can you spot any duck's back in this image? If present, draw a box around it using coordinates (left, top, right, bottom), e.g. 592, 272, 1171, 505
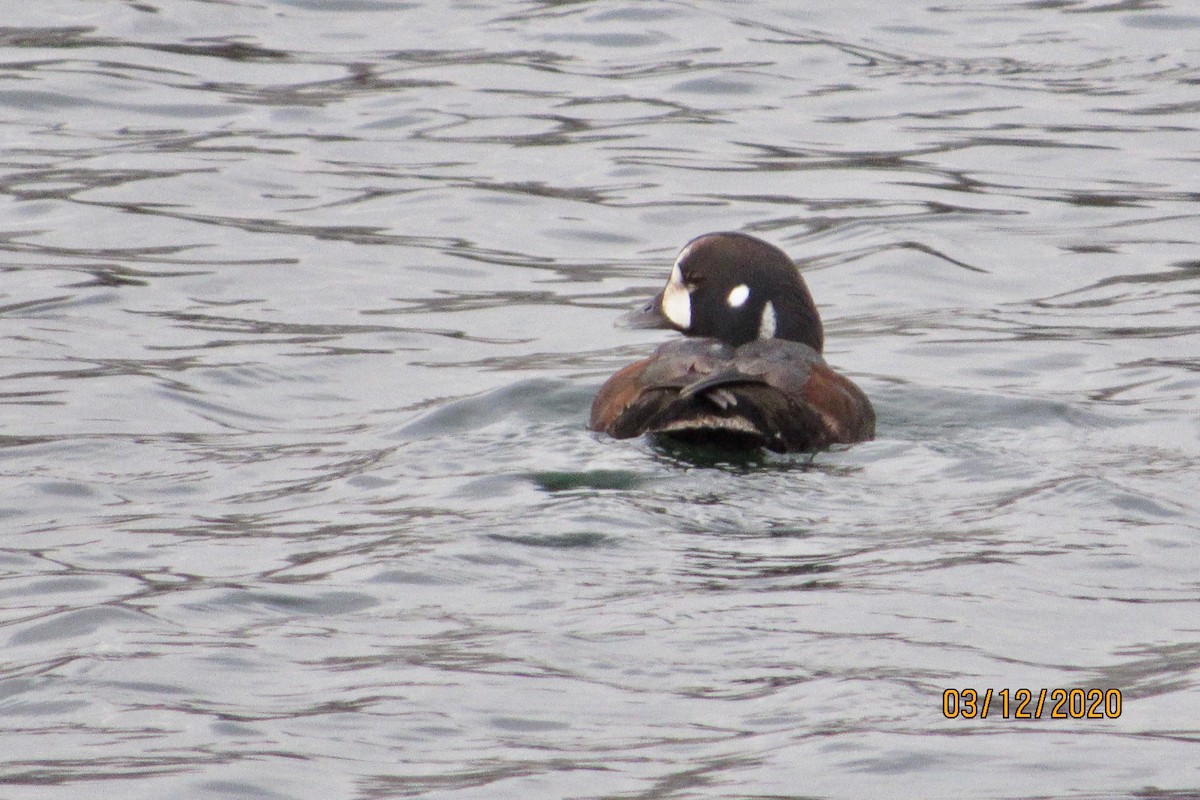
590, 338, 874, 453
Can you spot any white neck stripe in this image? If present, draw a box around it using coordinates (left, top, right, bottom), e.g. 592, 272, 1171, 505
758, 301, 776, 339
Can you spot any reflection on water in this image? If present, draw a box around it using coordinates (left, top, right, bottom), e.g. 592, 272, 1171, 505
1, 1, 1198, 798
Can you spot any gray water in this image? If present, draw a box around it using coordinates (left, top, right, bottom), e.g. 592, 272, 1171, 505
2, 1, 1199, 798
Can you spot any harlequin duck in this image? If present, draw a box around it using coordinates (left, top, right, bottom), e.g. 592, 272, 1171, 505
590, 232, 874, 452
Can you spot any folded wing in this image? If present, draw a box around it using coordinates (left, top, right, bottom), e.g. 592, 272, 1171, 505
590, 339, 873, 452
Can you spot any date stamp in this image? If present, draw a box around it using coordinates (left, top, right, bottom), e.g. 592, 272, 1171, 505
942, 688, 1122, 719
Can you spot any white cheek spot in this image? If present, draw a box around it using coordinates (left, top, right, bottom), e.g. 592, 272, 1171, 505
758, 301, 776, 339
661, 262, 691, 329
726, 284, 750, 308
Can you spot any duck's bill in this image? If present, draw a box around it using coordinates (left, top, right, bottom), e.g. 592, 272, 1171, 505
616, 293, 672, 329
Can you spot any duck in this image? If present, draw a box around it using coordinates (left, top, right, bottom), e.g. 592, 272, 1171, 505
590, 232, 874, 453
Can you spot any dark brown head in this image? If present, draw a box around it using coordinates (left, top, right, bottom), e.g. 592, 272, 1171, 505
623, 232, 824, 351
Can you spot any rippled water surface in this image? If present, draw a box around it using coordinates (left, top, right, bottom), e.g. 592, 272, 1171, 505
2, 1, 1199, 798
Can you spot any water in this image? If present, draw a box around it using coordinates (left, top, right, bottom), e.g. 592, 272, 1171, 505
2, 1, 1198, 798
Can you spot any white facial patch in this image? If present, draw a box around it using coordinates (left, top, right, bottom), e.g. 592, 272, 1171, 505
661, 261, 691, 329
758, 301, 777, 339
726, 284, 750, 308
